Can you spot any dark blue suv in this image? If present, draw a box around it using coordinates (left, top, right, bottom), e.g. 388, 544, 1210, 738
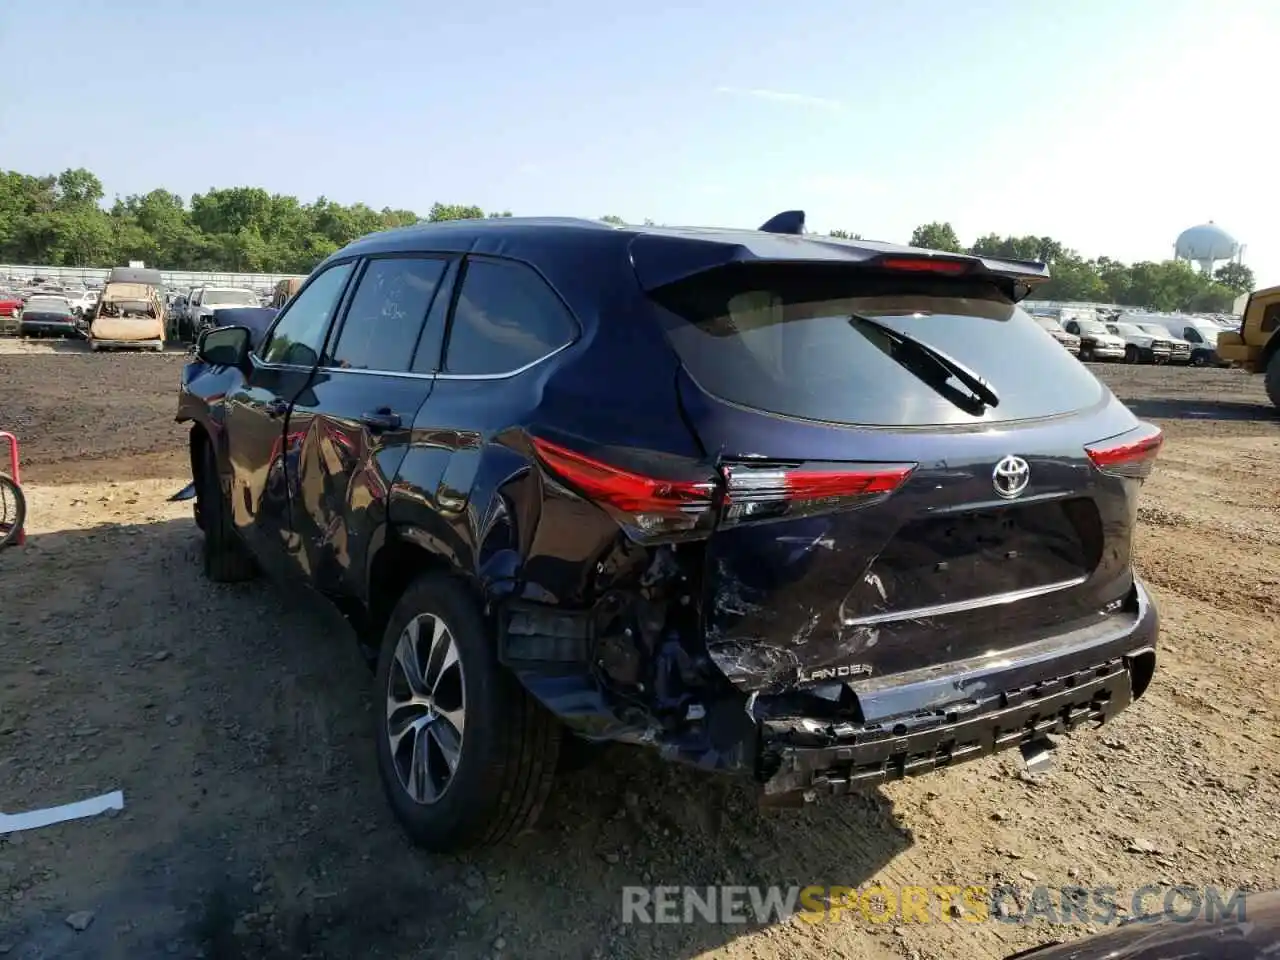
177, 213, 1161, 851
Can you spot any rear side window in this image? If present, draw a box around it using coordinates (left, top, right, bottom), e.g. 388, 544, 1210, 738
444, 258, 577, 375
328, 257, 448, 372
651, 266, 1106, 427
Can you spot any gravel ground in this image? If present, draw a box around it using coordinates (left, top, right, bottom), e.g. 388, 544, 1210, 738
1, 336, 1278, 960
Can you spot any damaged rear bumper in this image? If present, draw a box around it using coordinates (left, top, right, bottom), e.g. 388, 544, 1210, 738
503, 574, 1157, 801
759, 579, 1158, 797
761, 657, 1132, 797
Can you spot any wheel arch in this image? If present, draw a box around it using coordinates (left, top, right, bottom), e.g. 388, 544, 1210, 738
188, 422, 210, 479
363, 525, 481, 658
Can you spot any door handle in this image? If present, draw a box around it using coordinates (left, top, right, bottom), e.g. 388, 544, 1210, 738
265, 398, 288, 418
360, 409, 402, 432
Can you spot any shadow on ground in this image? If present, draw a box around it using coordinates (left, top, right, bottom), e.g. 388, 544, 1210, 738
1, 336, 188, 355
0, 518, 911, 960
1121, 397, 1278, 422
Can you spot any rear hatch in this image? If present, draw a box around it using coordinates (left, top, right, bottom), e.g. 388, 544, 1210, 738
21, 299, 76, 324
647, 261, 1161, 695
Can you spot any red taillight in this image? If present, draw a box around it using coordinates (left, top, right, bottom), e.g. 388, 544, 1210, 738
1085, 424, 1163, 480
720, 461, 916, 526
531, 437, 916, 537
874, 256, 971, 276
530, 437, 718, 541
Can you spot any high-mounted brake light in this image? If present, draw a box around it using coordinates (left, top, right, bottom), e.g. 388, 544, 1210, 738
1085, 423, 1163, 480
874, 256, 971, 276
720, 461, 916, 527
530, 437, 718, 541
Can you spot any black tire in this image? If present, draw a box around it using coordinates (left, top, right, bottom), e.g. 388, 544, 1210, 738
1124, 345, 1138, 364
1080, 344, 1093, 362
196, 439, 257, 582
0, 473, 26, 549
1266, 352, 1280, 411
374, 575, 561, 852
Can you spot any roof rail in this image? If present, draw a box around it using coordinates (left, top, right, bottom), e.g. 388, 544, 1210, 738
758, 210, 805, 235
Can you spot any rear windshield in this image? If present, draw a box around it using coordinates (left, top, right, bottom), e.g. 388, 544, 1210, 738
26, 297, 71, 313
651, 266, 1105, 427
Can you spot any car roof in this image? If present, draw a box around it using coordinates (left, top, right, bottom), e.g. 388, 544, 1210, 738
107, 266, 163, 286
327, 215, 1051, 297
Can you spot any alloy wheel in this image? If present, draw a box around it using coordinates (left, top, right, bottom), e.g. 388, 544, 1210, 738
385, 613, 466, 805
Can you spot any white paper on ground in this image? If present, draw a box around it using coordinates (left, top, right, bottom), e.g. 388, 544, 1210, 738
0, 790, 125, 834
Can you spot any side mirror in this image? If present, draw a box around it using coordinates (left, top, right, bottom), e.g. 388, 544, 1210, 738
197, 325, 252, 369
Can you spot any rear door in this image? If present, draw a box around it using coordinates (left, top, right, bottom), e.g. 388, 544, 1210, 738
287, 254, 453, 598
647, 263, 1153, 694
223, 261, 356, 577
388, 255, 582, 578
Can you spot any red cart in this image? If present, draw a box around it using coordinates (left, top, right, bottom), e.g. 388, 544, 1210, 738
0, 431, 25, 548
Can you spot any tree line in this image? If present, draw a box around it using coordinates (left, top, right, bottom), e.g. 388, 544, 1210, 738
897, 221, 1252, 312
0, 167, 512, 276
0, 168, 1253, 312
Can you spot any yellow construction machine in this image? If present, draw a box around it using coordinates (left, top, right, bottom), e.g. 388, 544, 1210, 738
1218, 285, 1280, 408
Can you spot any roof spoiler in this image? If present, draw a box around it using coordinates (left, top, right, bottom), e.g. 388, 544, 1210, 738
758, 210, 805, 235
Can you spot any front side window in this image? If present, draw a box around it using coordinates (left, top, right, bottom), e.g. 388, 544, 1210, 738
258, 262, 354, 367
328, 257, 448, 372
444, 258, 577, 375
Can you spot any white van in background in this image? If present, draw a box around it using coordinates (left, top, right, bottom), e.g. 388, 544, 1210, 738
1138, 314, 1231, 366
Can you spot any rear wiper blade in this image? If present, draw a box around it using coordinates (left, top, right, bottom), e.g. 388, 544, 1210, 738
849, 313, 1000, 409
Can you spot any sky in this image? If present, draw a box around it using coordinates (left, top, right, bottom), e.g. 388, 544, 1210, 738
2, 0, 1276, 284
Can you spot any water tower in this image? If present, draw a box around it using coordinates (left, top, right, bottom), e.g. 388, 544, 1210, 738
1174, 222, 1240, 275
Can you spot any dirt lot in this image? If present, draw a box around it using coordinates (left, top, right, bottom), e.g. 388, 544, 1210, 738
1, 336, 1278, 960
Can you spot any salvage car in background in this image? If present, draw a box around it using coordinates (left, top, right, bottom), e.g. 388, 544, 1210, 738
1131, 321, 1192, 364
1151, 315, 1230, 366
1105, 321, 1173, 364
0, 290, 21, 332
176, 212, 1161, 852
183, 286, 260, 340
1031, 313, 1081, 356
1063, 317, 1127, 362
64, 289, 98, 317
270, 276, 304, 309
88, 267, 166, 352
18, 295, 82, 338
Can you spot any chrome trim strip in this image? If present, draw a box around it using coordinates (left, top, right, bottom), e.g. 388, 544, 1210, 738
310, 338, 576, 381
840, 575, 1089, 627
312, 366, 435, 381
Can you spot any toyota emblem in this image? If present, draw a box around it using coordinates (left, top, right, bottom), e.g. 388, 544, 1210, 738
992, 455, 1030, 499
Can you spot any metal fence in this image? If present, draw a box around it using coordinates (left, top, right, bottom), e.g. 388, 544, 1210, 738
0, 264, 307, 292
